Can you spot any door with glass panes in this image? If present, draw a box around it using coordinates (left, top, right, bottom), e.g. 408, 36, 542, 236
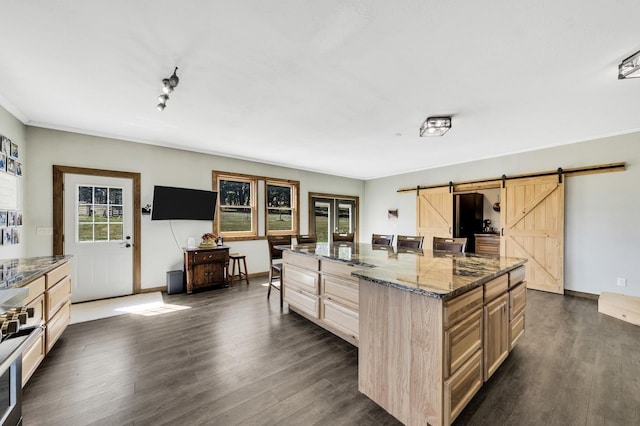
64, 174, 134, 302
310, 195, 358, 243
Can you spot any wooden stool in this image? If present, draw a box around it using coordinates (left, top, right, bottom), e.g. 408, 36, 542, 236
229, 253, 249, 286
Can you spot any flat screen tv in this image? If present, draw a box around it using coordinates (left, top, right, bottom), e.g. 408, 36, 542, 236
151, 185, 217, 221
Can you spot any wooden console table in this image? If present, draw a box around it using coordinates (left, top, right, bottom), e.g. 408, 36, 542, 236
183, 246, 229, 293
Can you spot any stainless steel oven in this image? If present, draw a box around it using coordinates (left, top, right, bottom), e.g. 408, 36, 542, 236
0, 291, 43, 426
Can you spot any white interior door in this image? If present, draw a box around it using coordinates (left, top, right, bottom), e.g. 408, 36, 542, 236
64, 174, 134, 302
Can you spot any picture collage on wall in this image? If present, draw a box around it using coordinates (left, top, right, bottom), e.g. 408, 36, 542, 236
0, 135, 21, 177
0, 134, 22, 245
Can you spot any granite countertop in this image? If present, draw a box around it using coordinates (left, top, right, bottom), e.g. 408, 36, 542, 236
0, 255, 73, 290
280, 243, 526, 299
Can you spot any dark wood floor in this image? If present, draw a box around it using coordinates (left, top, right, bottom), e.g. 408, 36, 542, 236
23, 279, 640, 425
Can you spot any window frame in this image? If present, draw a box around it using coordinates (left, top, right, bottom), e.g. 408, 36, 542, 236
212, 171, 299, 240
265, 179, 299, 236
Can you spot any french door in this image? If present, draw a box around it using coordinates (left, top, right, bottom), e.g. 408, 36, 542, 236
309, 194, 358, 243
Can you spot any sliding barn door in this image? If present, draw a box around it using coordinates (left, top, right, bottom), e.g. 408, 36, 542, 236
500, 175, 564, 294
417, 187, 453, 250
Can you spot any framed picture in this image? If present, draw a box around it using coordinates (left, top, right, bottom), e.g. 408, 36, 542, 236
16, 212, 22, 226
6, 158, 15, 175
0, 212, 6, 227
15, 162, 22, 177
3, 228, 12, 245
10, 142, 18, 159
11, 228, 19, 245
7, 211, 15, 227
0, 137, 8, 155
0, 153, 5, 172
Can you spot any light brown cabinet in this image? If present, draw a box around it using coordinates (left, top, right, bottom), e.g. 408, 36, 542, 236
320, 259, 360, 344
509, 266, 527, 349
21, 260, 72, 386
283, 251, 320, 319
483, 293, 509, 381
183, 247, 229, 293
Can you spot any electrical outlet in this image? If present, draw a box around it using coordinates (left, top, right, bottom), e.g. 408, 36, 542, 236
617, 277, 627, 287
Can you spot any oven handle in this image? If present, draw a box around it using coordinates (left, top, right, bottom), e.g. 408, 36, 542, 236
0, 325, 45, 374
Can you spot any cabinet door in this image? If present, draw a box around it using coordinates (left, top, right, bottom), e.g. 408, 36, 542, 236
192, 263, 224, 287
483, 293, 509, 381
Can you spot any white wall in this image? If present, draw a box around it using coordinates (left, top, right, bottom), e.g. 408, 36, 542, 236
363, 132, 640, 297
24, 127, 364, 289
0, 105, 26, 259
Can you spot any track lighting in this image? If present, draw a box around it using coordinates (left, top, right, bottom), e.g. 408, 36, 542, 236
156, 67, 179, 111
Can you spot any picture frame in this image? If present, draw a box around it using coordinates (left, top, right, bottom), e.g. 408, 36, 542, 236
7, 211, 15, 227
0, 212, 6, 227
15, 162, 22, 177
10, 142, 18, 159
6, 158, 15, 175
0, 153, 5, 172
11, 228, 19, 245
0, 137, 8, 155
3, 228, 12, 245
16, 212, 22, 226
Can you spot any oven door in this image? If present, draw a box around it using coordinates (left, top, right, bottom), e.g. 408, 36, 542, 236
0, 326, 45, 426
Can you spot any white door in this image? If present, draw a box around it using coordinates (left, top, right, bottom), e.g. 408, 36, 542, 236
64, 174, 134, 302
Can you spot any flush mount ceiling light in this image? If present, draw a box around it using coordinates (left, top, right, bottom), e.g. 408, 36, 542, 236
618, 50, 640, 79
419, 116, 452, 137
157, 67, 179, 111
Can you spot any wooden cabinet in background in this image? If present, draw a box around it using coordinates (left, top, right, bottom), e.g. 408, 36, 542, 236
475, 233, 500, 255
183, 247, 229, 293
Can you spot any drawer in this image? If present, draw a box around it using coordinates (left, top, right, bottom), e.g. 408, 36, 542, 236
284, 251, 319, 272
322, 274, 359, 308
484, 274, 508, 303
444, 309, 482, 379
444, 349, 483, 425
509, 266, 526, 288
46, 275, 72, 321
443, 286, 483, 328
320, 260, 359, 282
284, 288, 319, 319
284, 264, 319, 295
193, 250, 227, 264
46, 261, 71, 289
22, 331, 46, 386
24, 276, 45, 305
322, 298, 359, 340
26, 294, 45, 328
509, 282, 527, 319
46, 300, 71, 353
510, 312, 525, 350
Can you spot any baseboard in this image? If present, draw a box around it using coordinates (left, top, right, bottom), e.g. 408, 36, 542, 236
565, 289, 599, 301
598, 292, 640, 326
140, 286, 165, 293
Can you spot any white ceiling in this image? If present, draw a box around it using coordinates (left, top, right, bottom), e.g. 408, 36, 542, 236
1, 1, 639, 180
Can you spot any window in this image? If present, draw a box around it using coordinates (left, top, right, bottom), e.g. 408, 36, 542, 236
213, 171, 299, 239
77, 185, 123, 242
266, 181, 297, 234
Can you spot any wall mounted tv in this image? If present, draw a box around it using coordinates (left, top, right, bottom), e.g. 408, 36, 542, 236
151, 185, 217, 221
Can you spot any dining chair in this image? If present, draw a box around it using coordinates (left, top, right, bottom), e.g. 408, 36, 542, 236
371, 234, 394, 246
267, 234, 292, 309
432, 236, 467, 253
295, 234, 317, 244
332, 232, 354, 243
397, 235, 424, 249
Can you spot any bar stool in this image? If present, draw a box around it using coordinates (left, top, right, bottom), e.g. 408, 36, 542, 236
229, 253, 249, 286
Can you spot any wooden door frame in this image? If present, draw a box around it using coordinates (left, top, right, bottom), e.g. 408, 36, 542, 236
53, 165, 142, 294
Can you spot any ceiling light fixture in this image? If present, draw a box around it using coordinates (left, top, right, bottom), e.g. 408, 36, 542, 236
619, 50, 640, 79
157, 67, 179, 111
419, 116, 452, 137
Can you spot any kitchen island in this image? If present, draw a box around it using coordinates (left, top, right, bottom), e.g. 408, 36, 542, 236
280, 243, 527, 425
